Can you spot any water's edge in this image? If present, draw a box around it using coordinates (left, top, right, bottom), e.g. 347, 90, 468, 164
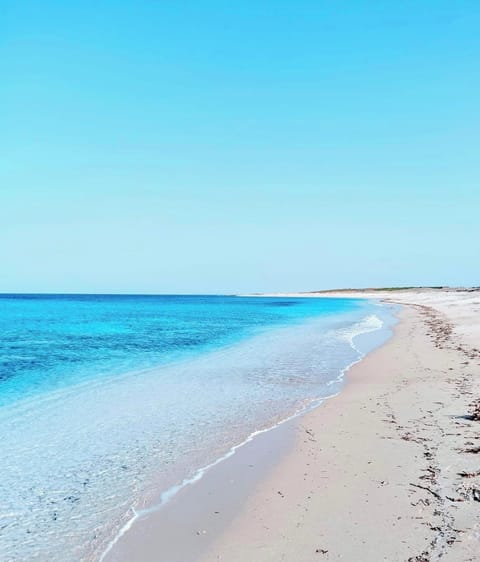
99, 300, 399, 562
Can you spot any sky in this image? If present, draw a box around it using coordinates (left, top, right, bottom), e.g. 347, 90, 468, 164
1, 1, 479, 294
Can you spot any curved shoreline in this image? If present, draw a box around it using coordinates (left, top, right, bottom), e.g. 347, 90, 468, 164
100, 307, 396, 561
103, 289, 480, 562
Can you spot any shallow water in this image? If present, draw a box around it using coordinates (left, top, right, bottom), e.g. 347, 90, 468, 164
0, 295, 396, 561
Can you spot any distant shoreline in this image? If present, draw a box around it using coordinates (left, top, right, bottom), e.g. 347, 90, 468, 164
239, 286, 480, 298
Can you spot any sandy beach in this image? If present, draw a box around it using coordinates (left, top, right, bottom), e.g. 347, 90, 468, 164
107, 289, 480, 562
6, 3, 479, 560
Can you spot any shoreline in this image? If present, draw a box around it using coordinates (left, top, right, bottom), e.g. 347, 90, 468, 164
102, 302, 397, 561
101, 400, 300, 562
104, 289, 480, 561
99, 390, 342, 562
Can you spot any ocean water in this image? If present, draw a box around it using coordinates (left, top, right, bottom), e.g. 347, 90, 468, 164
0, 294, 397, 561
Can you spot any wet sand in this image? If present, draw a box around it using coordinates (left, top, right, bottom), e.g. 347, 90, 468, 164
102, 413, 297, 562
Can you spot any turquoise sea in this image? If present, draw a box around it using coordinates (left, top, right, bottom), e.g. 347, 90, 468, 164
0, 294, 396, 561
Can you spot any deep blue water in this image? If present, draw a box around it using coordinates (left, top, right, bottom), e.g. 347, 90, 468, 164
0, 294, 395, 562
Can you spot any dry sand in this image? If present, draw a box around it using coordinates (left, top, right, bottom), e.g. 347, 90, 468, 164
106, 289, 480, 562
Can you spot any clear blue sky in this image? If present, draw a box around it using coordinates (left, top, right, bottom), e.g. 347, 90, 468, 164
1, 1, 479, 293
